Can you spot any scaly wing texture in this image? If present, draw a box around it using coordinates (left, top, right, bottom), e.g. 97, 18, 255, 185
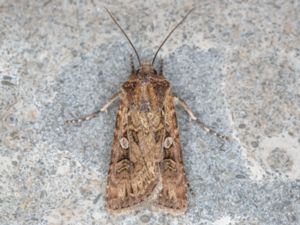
106, 87, 162, 212
106, 75, 188, 215
155, 91, 188, 215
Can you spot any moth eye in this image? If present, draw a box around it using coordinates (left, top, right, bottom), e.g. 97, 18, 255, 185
163, 137, 173, 149
119, 137, 129, 149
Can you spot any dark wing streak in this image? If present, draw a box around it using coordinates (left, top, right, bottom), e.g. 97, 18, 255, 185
155, 94, 188, 215
107, 101, 157, 211
106, 99, 134, 211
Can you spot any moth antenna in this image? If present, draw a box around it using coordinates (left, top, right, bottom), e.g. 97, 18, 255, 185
152, 8, 194, 65
105, 7, 141, 66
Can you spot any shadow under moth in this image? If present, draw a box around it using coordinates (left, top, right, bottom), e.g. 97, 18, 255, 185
66, 8, 229, 215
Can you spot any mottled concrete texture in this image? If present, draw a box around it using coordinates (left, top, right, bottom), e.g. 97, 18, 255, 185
0, 1, 299, 225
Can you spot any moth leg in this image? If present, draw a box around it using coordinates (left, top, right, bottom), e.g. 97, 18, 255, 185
100, 91, 121, 112
173, 96, 230, 141
173, 96, 197, 120
65, 92, 121, 125
187, 181, 195, 196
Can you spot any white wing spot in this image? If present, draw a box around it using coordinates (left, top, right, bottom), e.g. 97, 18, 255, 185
163, 137, 173, 149
119, 137, 129, 149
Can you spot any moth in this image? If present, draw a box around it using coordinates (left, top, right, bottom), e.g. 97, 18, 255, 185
66, 8, 229, 215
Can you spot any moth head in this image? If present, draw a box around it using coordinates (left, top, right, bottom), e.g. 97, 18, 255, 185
137, 61, 157, 78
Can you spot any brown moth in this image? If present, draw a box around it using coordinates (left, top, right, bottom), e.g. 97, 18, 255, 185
66, 8, 229, 215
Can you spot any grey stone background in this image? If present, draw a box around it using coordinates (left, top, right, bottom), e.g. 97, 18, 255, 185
0, 0, 299, 224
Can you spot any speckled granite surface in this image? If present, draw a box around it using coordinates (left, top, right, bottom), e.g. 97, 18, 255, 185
0, 1, 299, 225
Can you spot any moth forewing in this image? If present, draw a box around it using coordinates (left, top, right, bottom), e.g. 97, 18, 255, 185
105, 62, 188, 215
